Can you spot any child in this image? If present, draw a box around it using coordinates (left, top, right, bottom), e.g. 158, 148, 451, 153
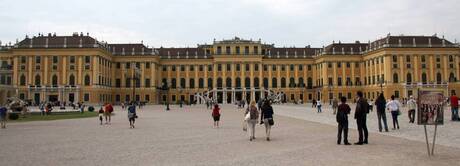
212, 104, 221, 128
98, 107, 104, 125
336, 97, 351, 145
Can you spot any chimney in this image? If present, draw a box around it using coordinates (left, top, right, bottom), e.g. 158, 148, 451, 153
79, 38, 83, 48
63, 37, 67, 48
413, 38, 416, 47
428, 38, 432, 47
45, 38, 49, 48
30, 38, 33, 48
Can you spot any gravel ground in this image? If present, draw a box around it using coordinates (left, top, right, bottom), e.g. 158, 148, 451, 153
0, 104, 459, 166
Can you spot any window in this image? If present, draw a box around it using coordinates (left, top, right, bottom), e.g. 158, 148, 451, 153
69, 75, 75, 86
236, 77, 241, 88
208, 65, 212, 71
145, 79, 151, 87
218, 64, 222, 71
244, 46, 249, 55
171, 78, 177, 89
337, 77, 342, 86
84, 93, 90, 102
307, 77, 312, 88
172, 66, 176, 71
393, 64, 398, 69
407, 64, 411, 68
449, 73, 456, 82
436, 73, 442, 84
421, 55, 426, 62
308, 65, 312, 71
422, 64, 426, 69
85, 56, 91, 63
34, 75, 41, 86
236, 46, 240, 54
236, 64, 241, 71
207, 78, 213, 88
217, 77, 222, 88
393, 73, 399, 83
116, 62, 121, 69
226, 46, 231, 54
328, 63, 332, 68
263, 78, 269, 89
355, 62, 359, 68
254, 77, 259, 87
272, 65, 276, 71
20, 75, 26, 86
298, 77, 304, 87
190, 65, 194, 71
162, 66, 167, 71
245, 77, 250, 88
125, 78, 131, 87
328, 77, 333, 86
146, 63, 150, 69
126, 62, 130, 69
406, 55, 410, 62
84, 75, 90, 86
35, 56, 41, 64
281, 65, 285, 71
263, 65, 268, 71
254, 46, 258, 54
406, 73, 412, 83
272, 78, 277, 88
180, 78, 186, 88
199, 65, 203, 71
53, 56, 58, 63
116, 79, 121, 87
281, 77, 286, 88
189, 78, 195, 88
226, 64, 231, 71
245, 64, 250, 71
289, 77, 295, 87
226, 77, 232, 88
180, 65, 185, 71
436, 56, 440, 62
422, 73, 427, 84
254, 64, 259, 71
290, 64, 294, 71
346, 62, 350, 68
392, 55, 397, 62
337, 62, 341, 68
298, 65, 303, 71
21, 56, 26, 63
449, 55, 453, 62
199, 78, 204, 88
70, 56, 75, 64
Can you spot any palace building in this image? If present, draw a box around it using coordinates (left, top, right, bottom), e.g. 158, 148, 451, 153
0, 32, 459, 105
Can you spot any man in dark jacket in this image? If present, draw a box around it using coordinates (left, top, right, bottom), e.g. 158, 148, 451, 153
375, 93, 389, 132
354, 91, 369, 145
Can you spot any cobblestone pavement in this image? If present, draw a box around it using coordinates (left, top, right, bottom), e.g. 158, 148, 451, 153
273, 103, 460, 148
0, 105, 459, 166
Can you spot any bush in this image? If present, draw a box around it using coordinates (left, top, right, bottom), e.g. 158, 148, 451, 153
9, 113, 19, 120
88, 106, 94, 112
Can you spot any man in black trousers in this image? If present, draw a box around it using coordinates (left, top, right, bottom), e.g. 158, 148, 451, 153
354, 91, 369, 145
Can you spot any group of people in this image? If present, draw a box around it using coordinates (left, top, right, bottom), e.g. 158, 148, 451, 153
211, 99, 275, 141
336, 91, 368, 145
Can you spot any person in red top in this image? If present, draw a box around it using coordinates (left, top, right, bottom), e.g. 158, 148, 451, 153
450, 92, 459, 121
212, 104, 221, 128
104, 103, 114, 124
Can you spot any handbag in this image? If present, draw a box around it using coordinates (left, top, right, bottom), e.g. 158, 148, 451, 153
268, 118, 274, 126
244, 113, 251, 121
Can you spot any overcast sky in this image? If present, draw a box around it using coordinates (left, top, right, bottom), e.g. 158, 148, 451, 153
0, 0, 458, 48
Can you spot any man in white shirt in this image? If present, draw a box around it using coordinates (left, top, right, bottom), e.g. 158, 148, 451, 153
386, 95, 401, 130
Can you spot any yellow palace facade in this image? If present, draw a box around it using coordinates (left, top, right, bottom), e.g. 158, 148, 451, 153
0, 33, 459, 105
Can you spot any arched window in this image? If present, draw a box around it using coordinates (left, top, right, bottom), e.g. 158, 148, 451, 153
449, 73, 456, 82
84, 75, 91, 86
189, 78, 195, 89
226, 77, 232, 88
52, 75, 58, 86
216, 77, 222, 88
298, 77, 304, 87
307, 77, 313, 89
263, 78, 268, 89
436, 73, 442, 84
180, 78, 186, 88
34, 75, 41, 86
245, 77, 250, 88
20, 75, 26, 86
254, 77, 259, 88
393, 73, 399, 83
422, 73, 427, 84
125, 78, 131, 87
236, 77, 241, 88
406, 73, 412, 84
289, 77, 295, 87
171, 78, 176, 89
198, 78, 204, 88
207, 78, 213, 89
162, 78, 168, 88
69, 75, 75, 86
272, 78, 277, 88
281, 77, 286, 88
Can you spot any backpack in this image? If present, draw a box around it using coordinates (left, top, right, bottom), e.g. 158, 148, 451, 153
249, 106, 258, 119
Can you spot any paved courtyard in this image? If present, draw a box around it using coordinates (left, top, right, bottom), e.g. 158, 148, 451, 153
1, 104, 459, 166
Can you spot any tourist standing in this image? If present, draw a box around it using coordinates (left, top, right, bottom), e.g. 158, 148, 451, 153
245, 101, 259, 141
312, 99, 317, 108
332, 98, 338, 115
375, 94, 389, 132
354, 91, 369, 145
261, 100, 274, 141
450, 92, 459, 121
212, 104, 221, 128
128, 103, 137, 128
386, 95, 401, 130
336, 97, 351, 145
0, 105, 7, 129
317, 100, 322, 113
104, 103, 113, 124
98, 107, 104, 125
407, 96, 417, 123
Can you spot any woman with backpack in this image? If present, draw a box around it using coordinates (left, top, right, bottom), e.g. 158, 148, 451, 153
261, 100, 274, 141
212, 104, 221, 128
128, 103, 137, 128
245, 101, 259, 141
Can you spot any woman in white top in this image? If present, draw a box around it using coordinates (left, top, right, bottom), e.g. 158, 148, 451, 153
386, 95, 401, 130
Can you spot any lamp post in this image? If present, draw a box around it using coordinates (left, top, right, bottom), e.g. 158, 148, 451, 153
132, 65, 141, 104
328, 85, 332, 105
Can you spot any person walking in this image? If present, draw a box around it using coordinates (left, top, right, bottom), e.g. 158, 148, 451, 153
212, 104, 221, 128
317, 100, 322, 113
332, 98, 338, 115
375, 94, 389, 132
98, 107, 104, 125
354, 91, 369, 145
260, 100, 274, 141
245, 101, 259, 141
450, 92, 459, 121
336, 97, 351, 145
104, 103, 113, 125
386, 95, 401, 130
0, 105, 8, 129
128, 103, 137, 128
407, 96, 417, 123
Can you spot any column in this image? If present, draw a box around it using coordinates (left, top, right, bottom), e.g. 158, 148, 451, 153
414, 55, 419, 82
